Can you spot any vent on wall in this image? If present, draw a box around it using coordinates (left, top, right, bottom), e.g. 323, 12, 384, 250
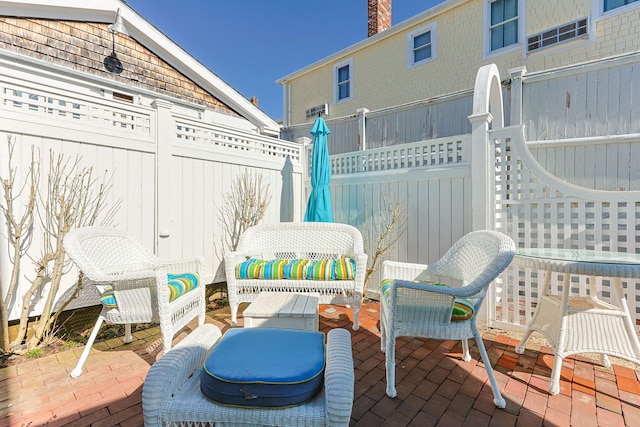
527, 18, 588, 53
305, 103, 329, 119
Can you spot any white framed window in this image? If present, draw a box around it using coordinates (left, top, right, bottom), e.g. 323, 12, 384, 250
604, 0, 639, 12
595, 0, 640, 18
407, 23, 437, 69
484, 0, 523, 58
334, 58, 353, 103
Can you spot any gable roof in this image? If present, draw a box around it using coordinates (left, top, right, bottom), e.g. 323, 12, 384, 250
0, 0, 281, 135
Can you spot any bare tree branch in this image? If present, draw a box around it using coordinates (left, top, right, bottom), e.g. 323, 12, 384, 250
218, 169, 271, 253
361, 191, 408, 291
0, 138, 39, 353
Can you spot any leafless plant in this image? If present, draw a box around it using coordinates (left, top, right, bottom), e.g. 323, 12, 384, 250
0, 137, 39, 353
361, 191, 408, 291
217, 169, 271, 253
1, 140, 119, 353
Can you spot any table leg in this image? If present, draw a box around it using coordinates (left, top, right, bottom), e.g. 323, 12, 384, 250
613, 277, 640, 359
548, 272, 571, 395
516, 270, 552, 354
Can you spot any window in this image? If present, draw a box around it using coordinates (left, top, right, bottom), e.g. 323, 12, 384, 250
334, 59, 353, 103
407, 23, 437, 68
490, 0, 519, 52
604, 0, 639, 12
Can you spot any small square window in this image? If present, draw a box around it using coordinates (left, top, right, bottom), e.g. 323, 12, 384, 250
407, 23, 437, 68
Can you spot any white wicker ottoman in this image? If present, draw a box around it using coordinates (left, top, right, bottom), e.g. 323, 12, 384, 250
142, 324, 354, 427
243, 292, 319, 331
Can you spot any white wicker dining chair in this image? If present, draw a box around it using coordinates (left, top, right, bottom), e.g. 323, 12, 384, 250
63, 226, 206, 378
380, 230, 515, 408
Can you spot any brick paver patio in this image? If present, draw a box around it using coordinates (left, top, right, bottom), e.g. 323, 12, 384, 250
2, 300, 640, 426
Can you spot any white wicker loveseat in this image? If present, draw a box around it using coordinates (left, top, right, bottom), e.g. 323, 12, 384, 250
225, 222, 367, 330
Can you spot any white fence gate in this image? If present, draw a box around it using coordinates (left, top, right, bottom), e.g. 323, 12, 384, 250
317, 63, 640, 333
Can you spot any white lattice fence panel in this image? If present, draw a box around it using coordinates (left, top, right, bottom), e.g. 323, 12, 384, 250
492, 127, 640, 330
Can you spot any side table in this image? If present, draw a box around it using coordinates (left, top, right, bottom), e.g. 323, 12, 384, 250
243, 292, 319, 331
513, 248, 640, 395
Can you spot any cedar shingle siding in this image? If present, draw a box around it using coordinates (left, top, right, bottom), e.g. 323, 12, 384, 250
0, 17, 239, 116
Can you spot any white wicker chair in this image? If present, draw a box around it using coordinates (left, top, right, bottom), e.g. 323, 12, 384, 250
63, 226, 206, 378
380, 230, 515, 408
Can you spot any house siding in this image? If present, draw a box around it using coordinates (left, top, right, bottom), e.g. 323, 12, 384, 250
283, 0, 640, 128
0, 17, 239, 116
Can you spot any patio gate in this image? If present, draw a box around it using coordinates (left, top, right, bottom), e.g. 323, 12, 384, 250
471, 64, 640, 331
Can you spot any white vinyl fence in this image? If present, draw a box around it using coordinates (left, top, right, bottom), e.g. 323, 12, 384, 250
0, 58, 302, 321
305, 135, 473, 296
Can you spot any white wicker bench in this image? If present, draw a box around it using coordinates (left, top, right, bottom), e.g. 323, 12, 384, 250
225, 222, 367, 330
142, 324, 354, 427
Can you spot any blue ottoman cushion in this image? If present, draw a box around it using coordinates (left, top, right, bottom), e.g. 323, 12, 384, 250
200, 328, 325, 407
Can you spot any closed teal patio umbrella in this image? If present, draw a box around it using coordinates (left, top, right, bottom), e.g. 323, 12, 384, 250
304, 117, 333, 222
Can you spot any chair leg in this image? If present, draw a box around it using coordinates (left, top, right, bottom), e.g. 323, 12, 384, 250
385, 331, 397, 398
352, 304, 360, 331
380, 308, 387, 353
461, 339, 471, 362
124, 324, 132, 343
472, 323, 506, 408
70, 314, 105, 378
230, 303, 238, 327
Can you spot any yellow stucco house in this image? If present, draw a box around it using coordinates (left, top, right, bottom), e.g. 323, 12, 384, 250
278, 0, 640, 144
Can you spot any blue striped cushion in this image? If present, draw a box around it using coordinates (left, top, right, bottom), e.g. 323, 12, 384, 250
236, 259, 267, 279
305, 259, 333, 280
380, 279, 474, 321
167, 273, 200, 302
99, 272, 200, 307
334, 257, 356, 280
282, 259, 308, 279
260, 259, 289, 279
100, 288, 117, 307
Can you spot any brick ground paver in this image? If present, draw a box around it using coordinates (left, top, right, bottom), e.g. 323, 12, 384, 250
1, 300, 640, 426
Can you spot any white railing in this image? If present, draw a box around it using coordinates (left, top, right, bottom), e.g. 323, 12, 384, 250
0, 80, 151, 137
328, 135, 469, 175
174, 116, 301, 162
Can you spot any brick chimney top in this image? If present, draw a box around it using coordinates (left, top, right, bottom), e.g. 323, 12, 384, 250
250, 95, 258, 107
368, 0, 392, 37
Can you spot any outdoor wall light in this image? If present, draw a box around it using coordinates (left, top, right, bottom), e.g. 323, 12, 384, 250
104, 8, 129, 74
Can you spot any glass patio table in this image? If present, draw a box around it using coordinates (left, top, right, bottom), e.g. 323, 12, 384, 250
513, 248, 640, 395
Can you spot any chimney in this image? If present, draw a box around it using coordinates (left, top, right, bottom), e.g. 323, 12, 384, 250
368, 0, 392, 37
250, 95, 259, 107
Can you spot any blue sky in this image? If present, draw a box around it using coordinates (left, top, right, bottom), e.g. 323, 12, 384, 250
126, 1, 446, 121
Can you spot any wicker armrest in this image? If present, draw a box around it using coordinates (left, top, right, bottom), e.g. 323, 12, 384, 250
392, 278, 480, 299
160, 257, 204, 274
324, 328, 354, 427
382, 260, 429, 281
142, 324, 222, 427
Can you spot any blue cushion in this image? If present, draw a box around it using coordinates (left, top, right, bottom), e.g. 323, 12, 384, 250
200, 328, 325, 407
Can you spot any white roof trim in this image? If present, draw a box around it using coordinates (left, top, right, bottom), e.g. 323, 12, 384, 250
0, 0, 280, 135
276, 0, 468, 85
